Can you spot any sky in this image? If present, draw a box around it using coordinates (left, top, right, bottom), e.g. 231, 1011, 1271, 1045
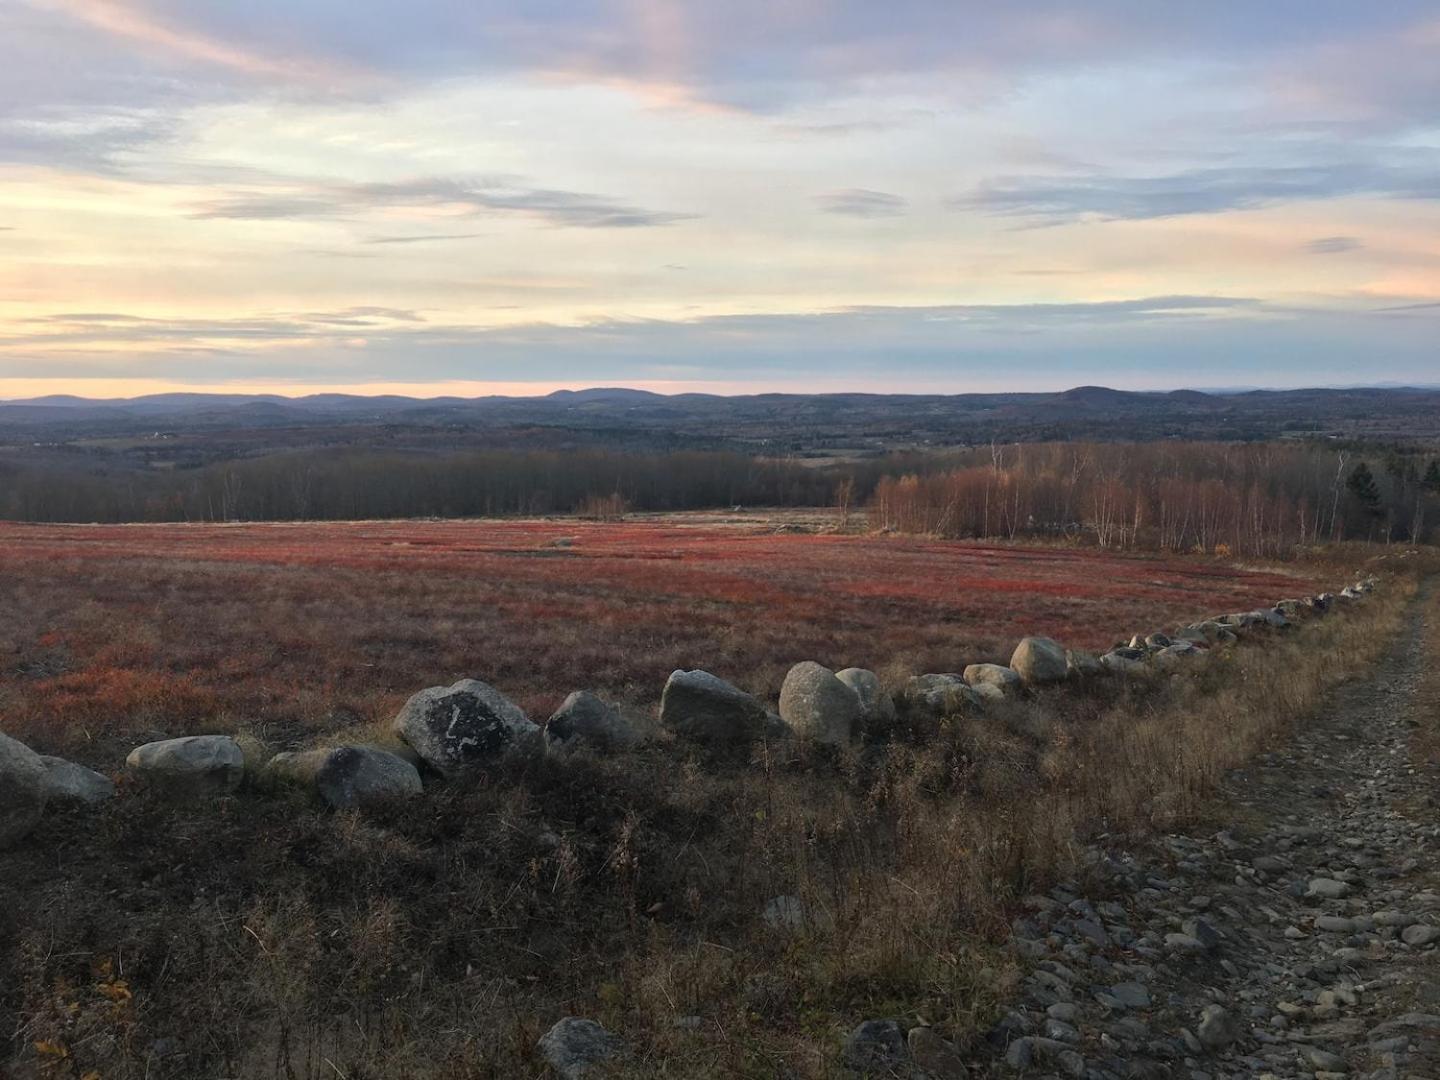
0, 1, 1437, 398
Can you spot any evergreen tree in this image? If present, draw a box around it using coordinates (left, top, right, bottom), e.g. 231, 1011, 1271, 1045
1346, 461, 1382, 515
1424, 459, 1440, 495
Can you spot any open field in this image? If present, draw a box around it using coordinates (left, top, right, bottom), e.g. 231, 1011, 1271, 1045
1, 516, 1421, 1079
0, 516, 1319, 759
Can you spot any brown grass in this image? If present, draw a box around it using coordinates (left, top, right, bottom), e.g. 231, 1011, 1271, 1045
0, 546, 1419, 1079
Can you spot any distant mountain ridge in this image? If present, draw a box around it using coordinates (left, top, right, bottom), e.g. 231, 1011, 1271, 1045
8, 383, 1440, 412
3, 384, 1439, 460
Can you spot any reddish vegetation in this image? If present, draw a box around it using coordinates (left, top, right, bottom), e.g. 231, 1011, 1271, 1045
0, 518, 1318, 756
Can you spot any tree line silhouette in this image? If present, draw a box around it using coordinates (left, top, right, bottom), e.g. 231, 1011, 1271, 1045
1, 441, 1436, 553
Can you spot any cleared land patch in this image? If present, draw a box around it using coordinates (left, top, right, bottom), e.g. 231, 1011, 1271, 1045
0, 517, 1315, 760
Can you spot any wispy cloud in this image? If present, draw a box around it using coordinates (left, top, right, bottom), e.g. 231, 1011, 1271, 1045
813, 188, 907, 218
1304, 235, 1362, 255
190, 176, 696, 229
953, 161, 1440, 223
363, 232, 485, 245
40, 0, 350, 83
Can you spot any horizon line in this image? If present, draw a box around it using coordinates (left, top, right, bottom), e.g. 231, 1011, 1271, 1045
5, 380, 1440, 405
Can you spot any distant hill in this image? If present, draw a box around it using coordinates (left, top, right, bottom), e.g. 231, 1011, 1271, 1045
2, 385, 1437, 465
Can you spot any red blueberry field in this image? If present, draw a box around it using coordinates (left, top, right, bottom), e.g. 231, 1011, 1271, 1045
0, 516, 1320, 758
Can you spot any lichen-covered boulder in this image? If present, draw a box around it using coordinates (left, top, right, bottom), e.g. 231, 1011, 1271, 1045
963, 663, 1021, 695
0, 732, 48, 848
779, 661, 859, 746
545, 691, 637, 752
125, 735, 245, 797
659, 669, 770, 746
1009, 636, 1069, 685
901, 674, 983, 719
835, 668, 897, 732
393, 679, 540, 776
38, 755, 114, 805
265, 746, 422, 809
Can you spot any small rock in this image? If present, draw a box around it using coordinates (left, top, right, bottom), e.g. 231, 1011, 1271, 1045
537, 1017, 624, 1078
1400, 924, 1440, 947
842, 1019, 906, 1072
1297, 1046, 1347, 1072
1197, 1004, 1242, 1051
761, 895, 807, 933
907, 1027, 967, 1078
1111, 983, 1151, 1009
1307, 878, 1353, 900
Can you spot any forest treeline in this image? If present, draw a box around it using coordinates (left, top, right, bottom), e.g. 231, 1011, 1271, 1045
0, 449, 834, 524
872, 442, 1440, 555
1, 441, 1437, 554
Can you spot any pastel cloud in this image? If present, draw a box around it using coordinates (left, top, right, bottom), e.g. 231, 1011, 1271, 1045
814, 189, 908, 218
1, 0, 1438, 393
188, 176, 696, 228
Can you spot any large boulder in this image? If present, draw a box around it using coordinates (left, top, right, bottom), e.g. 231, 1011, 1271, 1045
779, 661, 859, 746
545, 691, 637, 752
0, 732, 48, 848
901, 674, 983, 720
125, 735, 245, 797
1065, 649, 1104, 679
1154, 641, 1202, 670
537, 1017, 625, 1078
835, 668, 897, 732
264, 746, 422, 809
38, 755, 114, 805
393, 679, 540, 776
1101, 652, 1147, 678
659, 669, 770, 746
1260, 607, 1289, 628
1009, 636, 1069, 685
963, 663, 1021, 695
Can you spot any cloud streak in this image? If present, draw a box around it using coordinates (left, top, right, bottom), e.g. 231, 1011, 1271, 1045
189, 176, 696, 229
813, 189, 907, 218
953, 161, 1440, 223
1304, 236, 1362, 254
